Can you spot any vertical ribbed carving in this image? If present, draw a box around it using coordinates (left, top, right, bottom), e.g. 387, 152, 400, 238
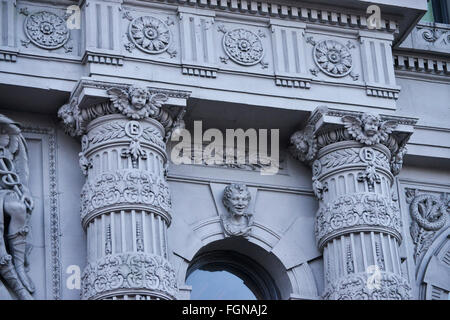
270, 20, 311, 88
359, 34, 399, 99
178, 7, 217, 77
0, 0, 17, 62
82, 0, 123, 64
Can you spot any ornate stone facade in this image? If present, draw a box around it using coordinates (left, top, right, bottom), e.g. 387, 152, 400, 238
58, 83, 188, 300
290, 107, 417, 300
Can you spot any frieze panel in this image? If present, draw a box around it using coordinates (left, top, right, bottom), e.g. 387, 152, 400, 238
323, 271, 411, 300
81, 252, 178, 300
80, 169, 172, 227
316, 193, 402, 249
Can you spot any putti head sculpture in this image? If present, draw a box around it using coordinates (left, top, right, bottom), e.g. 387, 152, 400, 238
342, 112, 397, 146
107, 85, 167, 120
289, 125, 317, 163
57, 100, 79, 137
221, 183, 254, 238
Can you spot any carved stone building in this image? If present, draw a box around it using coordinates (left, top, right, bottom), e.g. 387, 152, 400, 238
0, 0, 448, 300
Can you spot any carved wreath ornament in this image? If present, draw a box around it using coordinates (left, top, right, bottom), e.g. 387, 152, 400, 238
129, 16, 171, 54
313, 40, 353, 77
24, 11, 70, 49
222, 28, 264, 66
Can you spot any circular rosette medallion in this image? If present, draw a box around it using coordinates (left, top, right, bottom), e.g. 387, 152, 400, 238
129, 16, 171, 54
24, 11, 70, 49
223, 28, 264, 66
313, 40, 353, 77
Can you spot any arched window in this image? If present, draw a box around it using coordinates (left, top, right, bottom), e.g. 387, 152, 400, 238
186, 251, 280, 300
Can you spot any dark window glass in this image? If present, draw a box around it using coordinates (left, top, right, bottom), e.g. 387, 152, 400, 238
431, 0, 450, 23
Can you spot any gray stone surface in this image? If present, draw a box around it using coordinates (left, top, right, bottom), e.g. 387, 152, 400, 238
0, 0, 448, 300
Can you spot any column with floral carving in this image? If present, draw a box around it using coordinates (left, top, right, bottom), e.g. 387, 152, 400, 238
290, 107, 416, 300
58, 84, 186, 300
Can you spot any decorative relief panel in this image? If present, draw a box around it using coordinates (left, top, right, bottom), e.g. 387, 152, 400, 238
24, 11, 69, 50
323, 271, 412, 300
20, 9, 73, 53
80, 169, 172, 227
307, 37, 358, 81
123, 11, 177, 59
129, 16, 172, 54
405, 189, 449, 263
218, 24, 269, 69
81, 252, 177, 300
221, 183, 254, 238
313, 39, 353, 78
316, 193, 402, 249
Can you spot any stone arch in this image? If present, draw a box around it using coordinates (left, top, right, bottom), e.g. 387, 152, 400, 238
416, 228, 450, 300
170, 215, 319, 300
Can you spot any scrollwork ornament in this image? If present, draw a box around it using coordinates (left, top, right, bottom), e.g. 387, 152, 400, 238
222, 28, 264, 66
313, 40, 353, 77
128, 16, 172, 54
24, 11, 70, 50
410, 194, 448, 231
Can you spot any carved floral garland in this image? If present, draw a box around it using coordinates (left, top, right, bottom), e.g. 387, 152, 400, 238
323, 271, 411, 300
316, 193, 402, 248
82, 252, 178, 299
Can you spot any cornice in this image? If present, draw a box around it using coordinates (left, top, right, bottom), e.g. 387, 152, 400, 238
124, 0, 399, 34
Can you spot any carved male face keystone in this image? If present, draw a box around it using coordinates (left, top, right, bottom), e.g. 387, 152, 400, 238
223, 184, 251, 217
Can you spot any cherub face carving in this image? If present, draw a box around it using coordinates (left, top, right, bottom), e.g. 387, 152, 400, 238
342, 112, 397, 146
362, 113, 380, 137
129, 86, 148, 111
108, 85, 168, 120
223, 184, 251, 217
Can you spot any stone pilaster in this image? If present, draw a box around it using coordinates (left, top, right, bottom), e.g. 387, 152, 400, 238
58, 81, 189, 300
290, 107, 417, 300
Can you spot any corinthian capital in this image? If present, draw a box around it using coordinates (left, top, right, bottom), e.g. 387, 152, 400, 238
289, 107, 417, 176
57, 79, 190, 138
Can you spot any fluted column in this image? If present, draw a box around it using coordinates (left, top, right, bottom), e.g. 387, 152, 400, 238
58, 82, 189, 300
290, 107, 417, 300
